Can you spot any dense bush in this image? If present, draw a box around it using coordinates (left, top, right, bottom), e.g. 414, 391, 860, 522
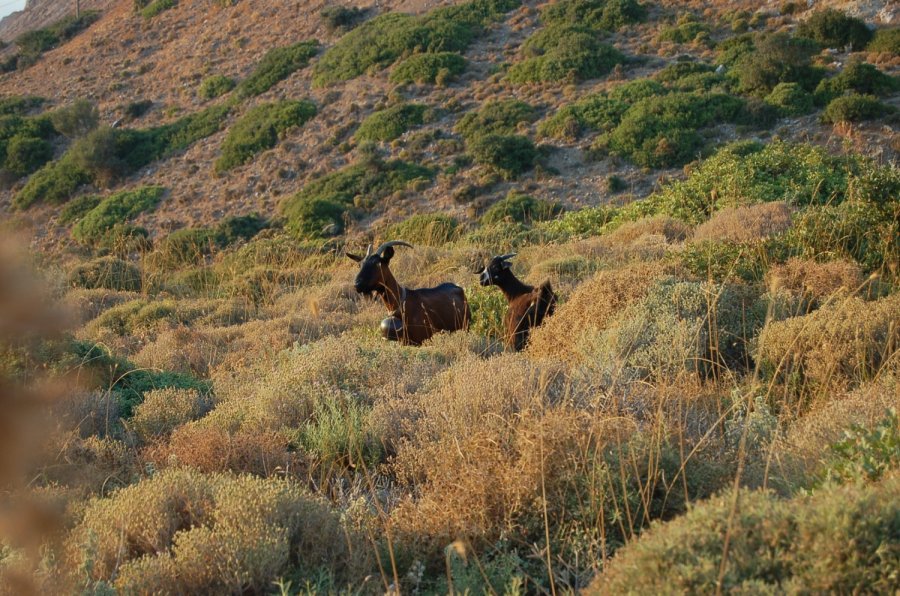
0, 95, 44, 116
312, 0, 519, 86
815, 61, 899, 103
608, 78, 666, 103
281, 157, 432, 238
538, 94, 627, 139
124, 99, 154, 120
765, 82, 814, 116
868, 27, 900, 54
820, 410, 900, 485
468, 134, 537, 179
72, 186, 165, 245
507, 25, 625, 83
156, 228, 222, 266
49, 99, 99, 138
797, 8, 872, 51
320, 6, 367, 33
599, 92, 745, 168
57, 193, 101, 224
455, 99, 536, 140
594, 475, 900, 593
216, 213, 268, 244
354, 103, 428, 142
2, 134, 53, 177
480, 191, 561, 225
139, 0, 177, 19
198, 74, 235, 99
235, 41, 318, 98
130, 387, 206, 441
12, 158, 92, 208
730, 33, 822, 96
383, 213, 460, 245
67, 256, 142, 291
216, 100, 316, 172
389, 52, 466, 84
541, 0, 646, 31
821, 93, 894, 124
657, 13, 711, 44
14, 11, 100, 66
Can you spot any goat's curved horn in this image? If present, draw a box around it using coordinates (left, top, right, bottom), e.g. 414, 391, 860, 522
374, 240, 413, 255
498, 253, 517, 261
365, 243, 373, 258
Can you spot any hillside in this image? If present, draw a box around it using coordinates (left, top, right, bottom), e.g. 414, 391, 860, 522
0, 0, 898, 593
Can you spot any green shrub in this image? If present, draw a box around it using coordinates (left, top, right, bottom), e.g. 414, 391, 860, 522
157, 228, 222, 266
216, 213, 268, 244
130, 388, 206, 441
820, 409, 900, 485
507, 25, 625, 83
541, 0, 646, 31
0, 113, 57, 169
49, 99, 99, 138
320, 6, 367, 33
608, 78, 666, 103
538, 94, 627, 140
655, 61, 715, 84
313, 0, 520, 86
480, 191, 561, 225
797, 8, 872, 50
14, 11, 100, 64
198, 74, 235, 99
815, 61, 899, 103
466, 284, 507, 341
468, 134, 537, 179
594, 476, 900, 593
383, 213, 460, 245
679, 238, 781, 282
0, 95, 44, 116
657, 13, 711, 44
455, 99, 536, 140
354, 103, 427, 142
389, 52, 466, 84
765, 82, 814, 116
216, 100, 316, 172
731, 33, 822, 96
235, 41, 319, 98
140, 0, 177, 18
601, 92, 745, 168
868, 27, 900, 54
821, 93, 894, 124
3, 134, 53, 176
13, 157, 92, 209
123, 99, 153, 120
67, 256, 142, 292
72, 186, 165, 245
299, 391, 382, 472
280, 157, 432, 239
57, 193, 101, 224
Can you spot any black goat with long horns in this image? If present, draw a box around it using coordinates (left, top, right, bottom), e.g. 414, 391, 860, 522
479, 253, 557, 351
348, 241, 470, 345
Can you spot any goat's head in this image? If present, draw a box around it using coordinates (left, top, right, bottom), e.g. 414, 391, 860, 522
479, 253, 516, 286
347, 240, 412, 295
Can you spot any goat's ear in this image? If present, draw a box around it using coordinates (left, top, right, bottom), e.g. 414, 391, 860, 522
346, 252, 363, 263
380, 246, 395, 262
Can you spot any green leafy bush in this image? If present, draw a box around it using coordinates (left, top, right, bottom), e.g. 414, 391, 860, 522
868, 27, 900, 54
389, 52, 466, 84
765, 82, 814, 116
131, 388, 207, 441
815, 61, 899, 103
49, 99, 99, 138
468, 134, 537, 179
594, 476, 900, 593
156, 228, 222, 266
139, 0, 177, 19
320, 6, 367, 33
730, 33, 822, 96
507, 25, 625, 83
57, 193, 101, 224
480, 191, 561, 225
198, 74, 235, 99
455, 100, 536, 140
124, 99, 153, 120
821, 93, 894, 124
235, 41, 318, 98
3, 134, 53, 177
281, 157, 432, 239
354, 103, 428, 142
216, 213, 268, 244
0, 113, 57, 169
67, 256, 142, 292
466, 283, 507, 341
0, 95, 44, 116
12, 158, 91, 208
538, 94, 627, 139
600, 92, 745, 168
72, 186, 165, 245
657, 13, 710, 44
216, 100, 316, 172
541, 0, 646, 31
313, 0, 519, 86
383, 213, 460, 245
820, 409, 900, 485
797, 8, 872, 50
14, 11, 100, 65
608, 78, 666, 103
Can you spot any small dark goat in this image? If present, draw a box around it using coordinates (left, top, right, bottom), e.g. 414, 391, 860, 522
479, 253, 557, 351
348, 241, 470, 346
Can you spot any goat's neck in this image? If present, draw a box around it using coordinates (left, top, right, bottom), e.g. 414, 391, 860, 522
494, 272, 532, 301
377, 267, 406, 313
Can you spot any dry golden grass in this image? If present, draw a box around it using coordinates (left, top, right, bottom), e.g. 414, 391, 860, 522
603, 215, 692, 246
693, 201, 794, 243
130, 388, 208, 442
766, 257, 864, 303
527, 262, 673, 362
